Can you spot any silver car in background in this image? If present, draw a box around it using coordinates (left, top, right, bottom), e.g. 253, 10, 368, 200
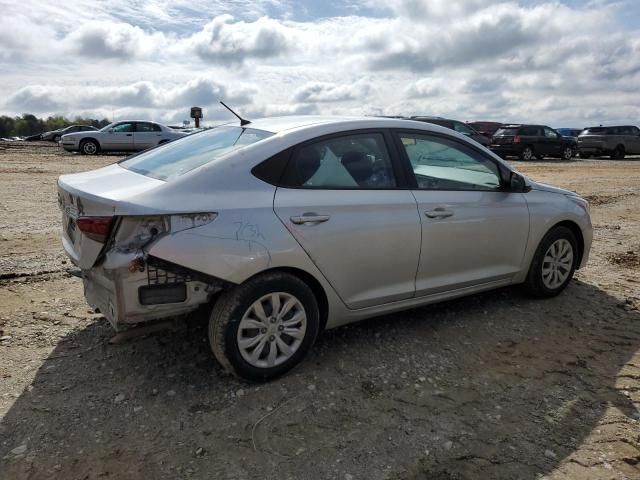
57, 116, 592, 381
61, 120, 186, 155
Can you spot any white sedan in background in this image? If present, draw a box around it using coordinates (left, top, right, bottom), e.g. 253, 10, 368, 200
61, 121, 187, 155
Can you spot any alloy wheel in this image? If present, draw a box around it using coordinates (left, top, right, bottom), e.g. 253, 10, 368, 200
541, 239, 574, 289
236, 292, 307, 368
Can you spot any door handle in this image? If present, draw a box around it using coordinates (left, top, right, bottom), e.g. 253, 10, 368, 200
425, 208, 454, 219
290, 214, 330, 225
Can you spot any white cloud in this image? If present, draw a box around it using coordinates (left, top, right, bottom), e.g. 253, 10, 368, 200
185, 15, 295, 65
1, 1, 640, 126
292, 80, 373, 103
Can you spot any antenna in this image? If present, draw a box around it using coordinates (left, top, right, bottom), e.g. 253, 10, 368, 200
220, 101, 251, 126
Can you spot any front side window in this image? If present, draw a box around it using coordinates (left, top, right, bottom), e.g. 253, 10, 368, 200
544, 127, 559, 138
120, 126, 273, 181
281, 133, 396, 189
398, 133, 501, 191
111, 123, 134, 133
453, 122, 474, 135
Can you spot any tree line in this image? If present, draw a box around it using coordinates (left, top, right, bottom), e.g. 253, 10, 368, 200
0, 114, 111, 138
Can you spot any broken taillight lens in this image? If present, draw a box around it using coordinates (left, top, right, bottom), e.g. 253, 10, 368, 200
76, 216, 114, 243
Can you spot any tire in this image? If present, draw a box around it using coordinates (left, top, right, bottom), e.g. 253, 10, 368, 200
52, 134, 61, 143
611, 145, 625, 160
208, 272, 320, 382
579, 152, 591, 159
524, 226, 578, 298
80, 139, 99, 155
562, 146, 573, 160
536, 154, 545, 161
520, 146, 534, 161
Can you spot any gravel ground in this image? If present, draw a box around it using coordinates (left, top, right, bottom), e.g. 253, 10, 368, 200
0, 142, 639, 480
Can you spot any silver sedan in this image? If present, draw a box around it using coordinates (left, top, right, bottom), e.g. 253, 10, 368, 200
60, 120, 186, 155
57, 116, 592, 381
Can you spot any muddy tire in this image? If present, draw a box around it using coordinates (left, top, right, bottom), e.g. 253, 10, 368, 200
524, 226, 578, 298
80, 139, 99, 155
208, 272, 320, 382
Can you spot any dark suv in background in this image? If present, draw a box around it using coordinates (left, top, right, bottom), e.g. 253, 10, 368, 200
578, 125, 640, 159
411, 116, 491, 146
490, 124, 576, 161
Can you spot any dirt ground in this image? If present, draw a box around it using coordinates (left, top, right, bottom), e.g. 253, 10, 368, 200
0, 142, 639, 480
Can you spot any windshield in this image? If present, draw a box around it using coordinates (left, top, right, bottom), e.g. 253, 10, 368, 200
119, 126, 273, 181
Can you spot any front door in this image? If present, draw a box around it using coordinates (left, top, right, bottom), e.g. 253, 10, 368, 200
274, 131, 421, 309
104, 122, 134, 150
542, 126, 563, 157
394, 131, 530, 295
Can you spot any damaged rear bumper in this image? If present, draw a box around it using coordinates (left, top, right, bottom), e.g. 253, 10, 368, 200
83, 251, 231, 330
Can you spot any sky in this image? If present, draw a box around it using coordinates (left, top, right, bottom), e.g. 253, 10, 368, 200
1, 0, 639, 127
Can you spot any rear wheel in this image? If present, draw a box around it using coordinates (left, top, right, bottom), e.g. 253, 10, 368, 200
80, 139, 99, 155
208, 272, 320, 382
611, 145, 625, 160
579, 152, 591, 159
52, 134, 61, 143
562, 146, 573, 160
524, 226, 577, 298
520, 146, 534, 161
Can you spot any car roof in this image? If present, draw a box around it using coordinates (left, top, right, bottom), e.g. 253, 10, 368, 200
218, 115, 437, 134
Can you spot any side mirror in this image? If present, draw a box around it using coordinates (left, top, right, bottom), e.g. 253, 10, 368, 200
509, 172, 530, 193
108, 128, 114, 133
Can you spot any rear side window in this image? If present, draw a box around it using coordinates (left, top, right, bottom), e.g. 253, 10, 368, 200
137, 122, 162, 132
453, 122, 474, 134
120, 126, 273, 181
495, 128, 519, 136
280, 132, 396, 189
520, 126, 539, 136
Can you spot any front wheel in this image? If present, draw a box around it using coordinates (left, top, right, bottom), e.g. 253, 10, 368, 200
562, 146, 574, 160
524, 226, 578, 298
80, 139, 99, 155
208, 272, 320, 382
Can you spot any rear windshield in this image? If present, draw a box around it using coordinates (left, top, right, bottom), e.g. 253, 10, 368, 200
494, 128, 518, 136
120, 126, 273, 181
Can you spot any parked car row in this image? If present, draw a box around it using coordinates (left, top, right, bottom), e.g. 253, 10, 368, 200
396, 116, 640, 161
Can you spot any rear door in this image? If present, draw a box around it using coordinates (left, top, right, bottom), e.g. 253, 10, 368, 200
104, 122, 135, 150
273, 130, 421, 309
621, 126, 640, 154
393, 130, 529, 295
134, 122, 164, 150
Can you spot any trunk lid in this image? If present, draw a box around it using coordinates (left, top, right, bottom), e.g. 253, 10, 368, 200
58, 163, 165, 269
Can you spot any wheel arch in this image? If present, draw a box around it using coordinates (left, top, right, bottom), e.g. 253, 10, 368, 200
79, 136, 101, 148
550, 220, 585, 269
242, 266, 329, 332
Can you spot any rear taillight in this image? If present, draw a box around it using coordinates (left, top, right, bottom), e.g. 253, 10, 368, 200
76, 216, 114, 243
513, 135, 521, 143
